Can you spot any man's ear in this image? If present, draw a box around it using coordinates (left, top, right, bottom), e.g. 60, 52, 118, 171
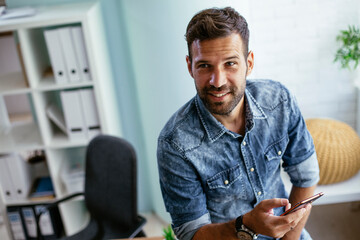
186, 55, 194, 78
246, 51, 254, 77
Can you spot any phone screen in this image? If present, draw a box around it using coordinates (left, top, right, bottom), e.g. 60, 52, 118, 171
281, 192, 324, 216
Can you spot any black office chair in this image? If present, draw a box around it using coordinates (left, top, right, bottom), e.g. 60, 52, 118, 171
36, 134, 147, 239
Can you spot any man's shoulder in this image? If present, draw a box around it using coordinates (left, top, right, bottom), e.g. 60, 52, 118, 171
158, 97, 204, 151
246, 79, 292, 106
247, 79, 288, 93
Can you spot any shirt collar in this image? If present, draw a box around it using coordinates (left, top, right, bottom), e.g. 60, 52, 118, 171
195, 89, 267, 142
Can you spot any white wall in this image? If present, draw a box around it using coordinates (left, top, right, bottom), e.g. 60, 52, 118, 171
248, 0, 359, 127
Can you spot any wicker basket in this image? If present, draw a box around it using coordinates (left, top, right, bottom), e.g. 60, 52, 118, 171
305, 118, 360, 185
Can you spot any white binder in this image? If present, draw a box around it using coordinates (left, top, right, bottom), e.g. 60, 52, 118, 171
58, 27, 82, 83
0, 155, 16, 202
80, 88, 101, 139
44, 29, 69, 84
34, 205, 55, 236
21, 207, 37, 238
6, 153, 32, 201
46, 103, 67, 135
7, 210, 26, 240
60, 90, 87, 140
71, 26, 92, 81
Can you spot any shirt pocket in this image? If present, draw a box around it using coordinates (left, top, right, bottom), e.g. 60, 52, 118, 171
264, 135, 289, 173
206, 164, 248, 202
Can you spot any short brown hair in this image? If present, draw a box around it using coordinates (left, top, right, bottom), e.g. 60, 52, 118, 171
185, 7, 249, 62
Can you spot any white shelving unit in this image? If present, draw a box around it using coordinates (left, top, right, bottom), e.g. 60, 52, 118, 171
0, 2, 122, 239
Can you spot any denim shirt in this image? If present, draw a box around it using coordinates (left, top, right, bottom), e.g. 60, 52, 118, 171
157, 79, 320, 240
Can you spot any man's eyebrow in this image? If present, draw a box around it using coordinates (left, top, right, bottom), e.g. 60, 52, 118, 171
194, 60, 210, 65
224, 55, 240, 61
194, 55, 240, 65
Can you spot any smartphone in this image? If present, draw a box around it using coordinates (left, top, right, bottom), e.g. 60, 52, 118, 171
281, 192, 324, 216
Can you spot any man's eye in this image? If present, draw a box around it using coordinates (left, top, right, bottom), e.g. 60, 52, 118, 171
199, 64, 210, 68
226, 62, 235, 66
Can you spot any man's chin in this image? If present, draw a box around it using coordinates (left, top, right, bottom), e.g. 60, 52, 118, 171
206, 103, 233, 116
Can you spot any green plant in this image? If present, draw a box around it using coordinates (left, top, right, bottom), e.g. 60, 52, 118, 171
162, 225, 176, 240
334, 25, 360, 70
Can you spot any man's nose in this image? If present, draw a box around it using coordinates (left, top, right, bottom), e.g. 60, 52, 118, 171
209, 68, 227, 88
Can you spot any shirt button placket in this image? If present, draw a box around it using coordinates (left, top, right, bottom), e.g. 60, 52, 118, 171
242, 137, 264, 203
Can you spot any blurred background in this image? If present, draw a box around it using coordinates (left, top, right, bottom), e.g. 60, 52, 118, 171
4, 0, 360, 238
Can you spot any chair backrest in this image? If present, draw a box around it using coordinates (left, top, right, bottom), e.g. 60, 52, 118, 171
84, 135, 138, 230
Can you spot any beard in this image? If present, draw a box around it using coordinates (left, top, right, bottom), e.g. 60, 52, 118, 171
196, 84, 245, 116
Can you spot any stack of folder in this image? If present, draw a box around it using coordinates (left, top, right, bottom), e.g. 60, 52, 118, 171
44, 26, 91, 84
61, 88, 101, 140
7, 203, 63, 240
46, 88, 101, 141
0, 153, 32, 203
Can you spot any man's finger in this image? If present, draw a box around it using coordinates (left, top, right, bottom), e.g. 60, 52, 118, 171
284, 205, 309, 223
260, 198, 289, 211
285, 203, 291, 211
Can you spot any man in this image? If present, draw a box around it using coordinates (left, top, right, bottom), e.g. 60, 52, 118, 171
157, 7, 319, 240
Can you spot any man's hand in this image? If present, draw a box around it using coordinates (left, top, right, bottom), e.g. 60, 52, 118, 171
193, 197, 312, 240
243, 198, 310, 239
281, 185, 316, 240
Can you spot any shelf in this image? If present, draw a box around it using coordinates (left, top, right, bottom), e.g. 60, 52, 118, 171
281, 169, 360, 205
0, 2, 95, 32
5, 193, 84, 207
47, 133, 88, 149
0, 63, 93, 96
0, 72, 29, 95
0, 2, 121, 239
35, 74, 93, 92
5, 197, 54, 207
0, 122, 43, 153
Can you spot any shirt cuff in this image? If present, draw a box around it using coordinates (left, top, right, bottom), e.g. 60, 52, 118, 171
173, 213, 211, 240
283, 152, 320, 188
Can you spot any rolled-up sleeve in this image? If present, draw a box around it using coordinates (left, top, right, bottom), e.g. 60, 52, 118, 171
173, 213, 211, 240
282, 90, 320, 187
284, 152, 320, 187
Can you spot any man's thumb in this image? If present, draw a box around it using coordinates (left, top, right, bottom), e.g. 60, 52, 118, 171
260, 198, 289, 211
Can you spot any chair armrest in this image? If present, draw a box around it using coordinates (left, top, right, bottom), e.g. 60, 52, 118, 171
36, 192, 84, 240
127, 215, 147, 238
46, 192, 84, 210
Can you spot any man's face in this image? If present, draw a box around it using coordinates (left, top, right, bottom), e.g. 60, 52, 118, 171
186, 33, 253, 116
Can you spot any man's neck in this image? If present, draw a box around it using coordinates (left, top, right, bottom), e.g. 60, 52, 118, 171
213, 98, 246, 135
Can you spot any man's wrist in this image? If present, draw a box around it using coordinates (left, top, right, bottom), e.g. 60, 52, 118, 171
235, 214, 258, 239
242, 212, 254, 233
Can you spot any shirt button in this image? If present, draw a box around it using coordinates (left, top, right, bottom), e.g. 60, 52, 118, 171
224, 180, 229, 185
278, 151, 282, 156
250, 168, 255, 172
243, 141, 246, 146
258, 191, 262, 196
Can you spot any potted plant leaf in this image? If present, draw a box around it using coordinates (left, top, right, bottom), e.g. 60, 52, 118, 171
162, 225, 176, 240
334, 25, 360, 134
334, 25, 360, 84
